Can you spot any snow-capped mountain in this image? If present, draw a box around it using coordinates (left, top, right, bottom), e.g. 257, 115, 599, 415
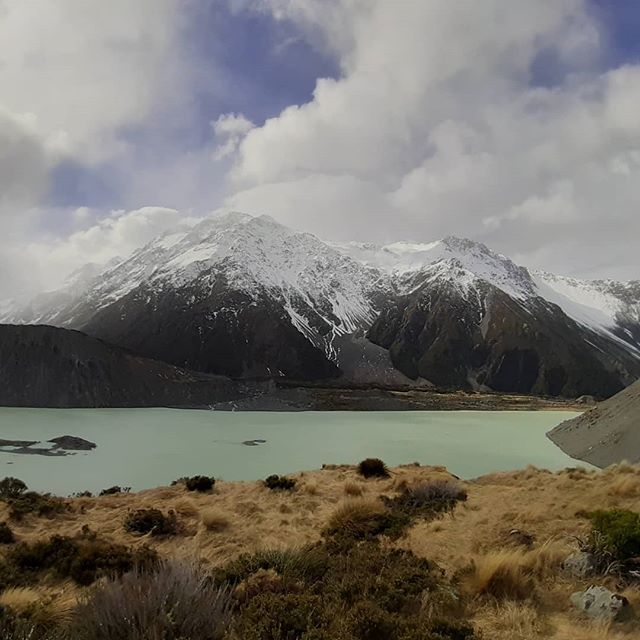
2, 211, 639, 396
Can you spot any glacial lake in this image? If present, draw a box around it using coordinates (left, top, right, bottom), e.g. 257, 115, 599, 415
0, 408, 581, 495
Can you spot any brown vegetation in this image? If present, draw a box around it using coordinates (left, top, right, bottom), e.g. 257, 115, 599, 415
0, 463, 639, 637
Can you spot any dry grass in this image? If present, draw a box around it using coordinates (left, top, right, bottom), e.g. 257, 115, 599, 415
200, 508, 231, 532
459, 542, 565, 600
2, 463, 640, 638
474, 601, 549, 639
0, 587, 41, 613
343, 481, 364, 497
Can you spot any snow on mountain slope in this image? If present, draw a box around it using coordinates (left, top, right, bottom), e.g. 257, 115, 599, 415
533, 272, 640, 353
332, 236, 537, 300
1, 210, 638, 387
26, 212, 394, 361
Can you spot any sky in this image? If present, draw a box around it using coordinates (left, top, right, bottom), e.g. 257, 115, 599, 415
1, 0, 639, 299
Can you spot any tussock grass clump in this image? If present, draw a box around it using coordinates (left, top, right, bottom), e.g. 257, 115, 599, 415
264, 475, 296, 491
70, 560, 232, 640
0, 534, 158, 588
357, 458, 390, 479
325, 499, 411, 542
457, 543, 565, 601
0, 522, 15, 544
124, 508, 178, 537
201, 508, 231, 532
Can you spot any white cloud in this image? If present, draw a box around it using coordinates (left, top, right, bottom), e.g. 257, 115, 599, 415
0, 0, 180, 162
212, 113, 255, 160
223, 0, 640, 278
2, 207, 201, 299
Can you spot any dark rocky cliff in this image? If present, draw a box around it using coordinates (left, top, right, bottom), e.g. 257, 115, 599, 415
0, 324, 241, 408
367, 281, 639, 398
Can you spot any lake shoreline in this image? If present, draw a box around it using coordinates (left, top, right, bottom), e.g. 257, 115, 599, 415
0, 408, 581, 495
0, 386, 591, 412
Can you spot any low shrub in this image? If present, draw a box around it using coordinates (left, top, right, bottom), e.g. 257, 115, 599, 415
221, 539, 468, 640
385, 480, 467, 519
71, 560, 232, 640
185, 475, 216, 492
7, 492, 67, 521
216, 547, 328, 587
124, 508, 178, 536
264, 475, 296, 491
99, 486, 129, 496
2, 535, 158, 587
357, 458, 390, 479
587, 509, 640, 562
0, 523, 15, 544
0, 607, 59, 640
0, 478, 27, 500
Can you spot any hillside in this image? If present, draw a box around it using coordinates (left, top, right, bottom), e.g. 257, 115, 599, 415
1, 463, 639, 638
0, 324, 241, 408
547, 380, 640, 467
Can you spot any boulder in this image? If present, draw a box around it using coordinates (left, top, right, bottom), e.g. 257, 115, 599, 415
563, 551, 597, 579
570, 585, 632, 621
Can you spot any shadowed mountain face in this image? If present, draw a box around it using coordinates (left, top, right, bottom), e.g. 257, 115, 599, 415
2, 213, 639, 397
367, 281, 634, 398
0, 324, 241, 408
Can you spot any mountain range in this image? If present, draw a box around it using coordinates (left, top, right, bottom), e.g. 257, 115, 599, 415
2, 211, 639, 399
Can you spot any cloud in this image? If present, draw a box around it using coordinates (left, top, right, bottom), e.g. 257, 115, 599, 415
222, 0, 640, 278
0, 0, 181, 162
212, 113, 255, 160
1, 207, 200, 299
0, 0, 186, 297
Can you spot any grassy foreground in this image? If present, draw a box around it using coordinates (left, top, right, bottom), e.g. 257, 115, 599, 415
0, 462, 639, 638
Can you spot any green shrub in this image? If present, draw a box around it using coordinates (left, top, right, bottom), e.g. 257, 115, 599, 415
264, 475, 296, 491
0, 522, 15, 544
2, 534, 158, 587
357, 458, 390, 479
71, 560, 231, 640
217, 547, 328, 587
588, 509, 640, 561
233, 592, 324, 640
184, 475, 216, 492
124, 508, 178, 536
0, 477, 27, 500
220, 539, 473, 640
7, 491, 67, 520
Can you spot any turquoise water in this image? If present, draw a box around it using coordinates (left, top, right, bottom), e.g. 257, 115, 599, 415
0, 408, 580, 495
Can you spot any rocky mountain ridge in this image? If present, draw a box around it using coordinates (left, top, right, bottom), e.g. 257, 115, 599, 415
2, 211, 639, 397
